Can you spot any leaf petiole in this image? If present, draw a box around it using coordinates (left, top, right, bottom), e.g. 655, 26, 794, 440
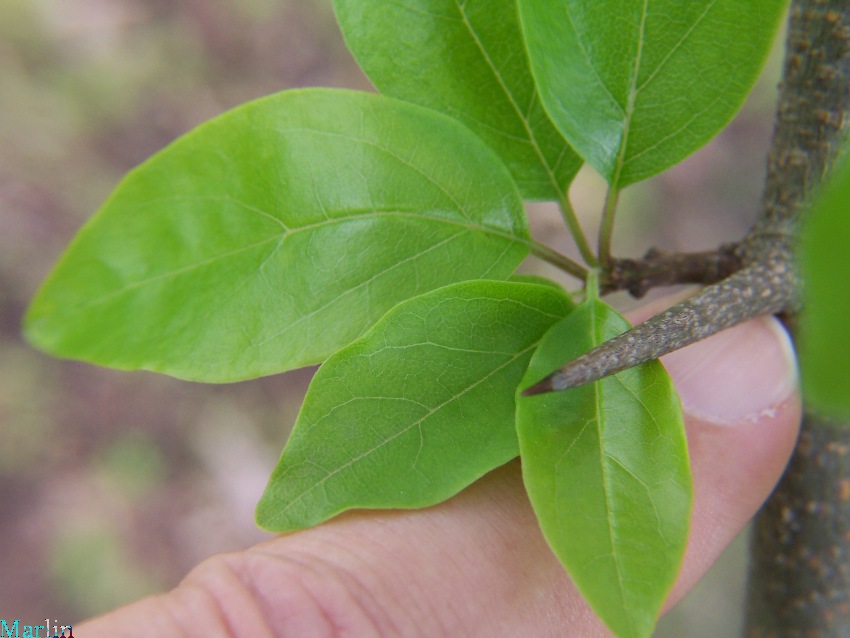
528, 240, 588, 280
598, 186, 621, 268
585, 268, 601, 301
557, 193, 598, 267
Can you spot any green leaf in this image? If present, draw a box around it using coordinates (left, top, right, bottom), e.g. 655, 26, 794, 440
801, 158, 850, 419
519, 0, 786, 187
256, 280, 574, 532
516, 298, 692, 638
24, 89, 530, 382
509, 273, 569, 293
332, 0, 581, 200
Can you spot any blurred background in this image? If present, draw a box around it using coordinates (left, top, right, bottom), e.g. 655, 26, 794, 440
0, 0, 784, 634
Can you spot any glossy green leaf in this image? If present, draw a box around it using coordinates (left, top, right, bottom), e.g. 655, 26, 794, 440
801, 158, 850, 418
519, 0, 786, 187
256, 280, 574, 532
332, 0, 581, 200
516, 298, 692, 638
24, 89, 530, 382
509, 273, 569, 293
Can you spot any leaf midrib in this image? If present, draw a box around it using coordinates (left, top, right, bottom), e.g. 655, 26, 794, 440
453, 0, 566, 195
278, 341, 539, 518
591, 304, 635, 634
43, 210, 526, 318
610, 0, 649, 188
613, 0, 719, 184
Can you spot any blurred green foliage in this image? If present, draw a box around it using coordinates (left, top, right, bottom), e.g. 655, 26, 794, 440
801, 156, 850, 418
95, 433, 167, 500
50, 523, 164, 617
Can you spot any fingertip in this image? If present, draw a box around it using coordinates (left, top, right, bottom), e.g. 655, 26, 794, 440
662, 315, 799, 427
659, 315, 802, 608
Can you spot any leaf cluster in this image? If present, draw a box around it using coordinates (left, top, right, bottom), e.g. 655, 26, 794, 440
24, 1, 800, 636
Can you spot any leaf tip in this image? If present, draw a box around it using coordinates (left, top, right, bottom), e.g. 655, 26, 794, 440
254, 495, 290, 534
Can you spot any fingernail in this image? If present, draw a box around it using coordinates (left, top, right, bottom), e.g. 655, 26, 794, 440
661, 316, 799, 425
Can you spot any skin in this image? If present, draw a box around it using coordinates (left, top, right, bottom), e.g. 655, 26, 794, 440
78, 302, 802, 637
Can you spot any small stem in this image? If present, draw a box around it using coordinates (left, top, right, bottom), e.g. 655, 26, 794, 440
585, 268, 601, 301
528, 240, 588, 280
557, 193, 598, 267
602, 244, 743, 297
598, 186, 621, 268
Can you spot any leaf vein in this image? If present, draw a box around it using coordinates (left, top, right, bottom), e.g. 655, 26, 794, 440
452, 0, 564, 195
281, 344, 537, 513
634, 0, 719, 95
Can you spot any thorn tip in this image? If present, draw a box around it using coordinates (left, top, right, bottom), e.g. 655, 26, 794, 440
522, 377, 554, 397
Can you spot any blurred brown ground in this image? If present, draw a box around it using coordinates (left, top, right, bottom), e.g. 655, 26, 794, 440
0, 0, 782, 634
